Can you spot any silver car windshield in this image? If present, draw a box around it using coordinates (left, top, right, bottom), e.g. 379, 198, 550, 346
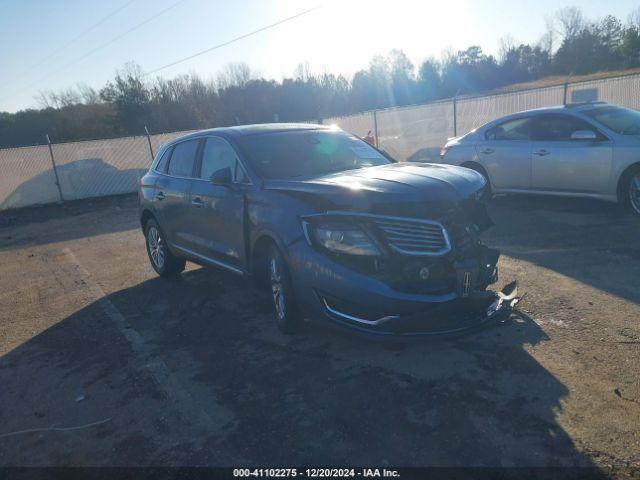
583, 106, 640, 136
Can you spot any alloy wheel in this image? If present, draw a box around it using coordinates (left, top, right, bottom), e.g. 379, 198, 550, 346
270, 257, 286, 321
147, 226, 165, 269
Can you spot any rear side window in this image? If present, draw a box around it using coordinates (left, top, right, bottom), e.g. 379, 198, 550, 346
530, 115, 606, 141
155, 148, 171, 173
167, 140, 199, 177
485, 118, 534, 141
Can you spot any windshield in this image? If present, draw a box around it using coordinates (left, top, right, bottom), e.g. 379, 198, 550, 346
582, 106, 640, 135
236, 130, 392, 179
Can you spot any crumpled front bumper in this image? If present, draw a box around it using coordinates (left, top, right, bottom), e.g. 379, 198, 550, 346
318, 282, 520, 337
287, 238, 520, 337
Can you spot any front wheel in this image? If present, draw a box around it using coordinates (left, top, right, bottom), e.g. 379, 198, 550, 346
624, 167, 640, 217
267, 246, 301, 333
145, 219, 186, 277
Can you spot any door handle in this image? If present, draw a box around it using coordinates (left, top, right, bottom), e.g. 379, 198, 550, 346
191, 197, 204, 208
533, 149, 550, 156
155, 191, 165, 200
480, 148, 494, 154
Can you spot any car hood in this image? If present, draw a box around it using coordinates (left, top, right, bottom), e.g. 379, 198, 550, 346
263, 162, 485, 217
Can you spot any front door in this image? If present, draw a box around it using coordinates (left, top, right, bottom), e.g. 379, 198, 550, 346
187, 136, 249, 272
530, 114, 613, 194
477, 116, 535, 190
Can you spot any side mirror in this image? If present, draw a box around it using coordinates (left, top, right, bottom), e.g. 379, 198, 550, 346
210, 166, 233, 186
571, 130, 597, 140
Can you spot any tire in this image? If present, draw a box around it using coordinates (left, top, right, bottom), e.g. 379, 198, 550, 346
464, 163, 492, 202
266, 245, 301, 333
144, 218, 186, 277
622, 166, 640, 217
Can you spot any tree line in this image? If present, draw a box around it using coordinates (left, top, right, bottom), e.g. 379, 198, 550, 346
2, 5, 640, 148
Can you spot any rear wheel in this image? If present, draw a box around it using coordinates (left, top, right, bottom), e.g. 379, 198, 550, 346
266, 245, 301, 333
624, 167, 640, 217
144, 219, 185, 277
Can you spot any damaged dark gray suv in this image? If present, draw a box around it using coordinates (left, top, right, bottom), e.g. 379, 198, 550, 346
138, 124, 518, 336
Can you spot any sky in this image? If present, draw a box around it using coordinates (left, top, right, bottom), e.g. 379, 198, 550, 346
1, 0, 639, 113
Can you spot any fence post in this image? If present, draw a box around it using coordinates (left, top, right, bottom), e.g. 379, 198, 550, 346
144, 126, 155, 161
563, 73, 572, 105
453, 94, 458, 137
45, 134, 64, 203
373, 109, 379, 148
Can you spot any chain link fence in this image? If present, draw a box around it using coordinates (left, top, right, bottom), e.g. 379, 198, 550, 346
328, 72, 640, 163
0, 145, 61, 209
3, 72, 640, 211
323, 85, 567, 163
455, 85, 566, 137
323, 111, 376, 139
0, 130, 194, 210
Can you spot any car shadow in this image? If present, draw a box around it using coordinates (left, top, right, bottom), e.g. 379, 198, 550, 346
0, 192, 139, 252
0, 266, 603, 472
485, 193, 640, 305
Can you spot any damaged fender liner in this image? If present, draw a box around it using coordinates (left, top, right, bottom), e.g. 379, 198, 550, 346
320, 281, 521, 337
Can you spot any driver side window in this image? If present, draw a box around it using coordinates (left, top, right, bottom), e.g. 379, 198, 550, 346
530, 114, 606, 141
200, 137, 242, 181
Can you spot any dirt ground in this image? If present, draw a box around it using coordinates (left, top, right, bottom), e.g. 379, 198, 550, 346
0, 193, 638, 474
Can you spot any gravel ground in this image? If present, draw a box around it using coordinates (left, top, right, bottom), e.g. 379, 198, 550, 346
0, 193, 638, 475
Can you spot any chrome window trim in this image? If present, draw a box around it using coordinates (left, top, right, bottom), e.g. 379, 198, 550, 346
160, 138, 201, 178
152, 135, 253, 185
153, 170, 200, 181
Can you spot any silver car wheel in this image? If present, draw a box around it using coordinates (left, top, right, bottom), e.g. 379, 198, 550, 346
270, 257, 286, 321
630, 172, 640, 214
147, 226, 165, 269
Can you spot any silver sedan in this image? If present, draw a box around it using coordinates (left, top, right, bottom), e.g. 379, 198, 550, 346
439, 102, 640, 216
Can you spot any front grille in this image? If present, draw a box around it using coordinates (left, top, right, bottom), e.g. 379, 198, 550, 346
373, 217, 451, 256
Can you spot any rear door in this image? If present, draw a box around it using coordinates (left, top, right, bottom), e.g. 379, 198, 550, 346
529, 114, 613, 194
477, 116, 534, 190
186, 136, 249, 272
154, 138, 201, 248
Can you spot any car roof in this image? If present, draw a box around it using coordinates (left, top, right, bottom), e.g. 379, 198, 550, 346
476, 102, 615, 130
498, 101, 610, 117
169, 123, 332, 143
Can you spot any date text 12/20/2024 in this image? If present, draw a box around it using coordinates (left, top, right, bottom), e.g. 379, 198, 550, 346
233, 469, 400, 478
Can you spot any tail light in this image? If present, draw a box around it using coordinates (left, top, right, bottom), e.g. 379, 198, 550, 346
439, 145, 452, 159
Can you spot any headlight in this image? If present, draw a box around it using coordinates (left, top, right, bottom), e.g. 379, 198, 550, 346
308, 223, 380, 256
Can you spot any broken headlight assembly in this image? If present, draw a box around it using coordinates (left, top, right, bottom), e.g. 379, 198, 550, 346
304, 222, 381, 256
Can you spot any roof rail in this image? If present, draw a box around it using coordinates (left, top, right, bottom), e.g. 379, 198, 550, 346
564, 101, 608, 108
